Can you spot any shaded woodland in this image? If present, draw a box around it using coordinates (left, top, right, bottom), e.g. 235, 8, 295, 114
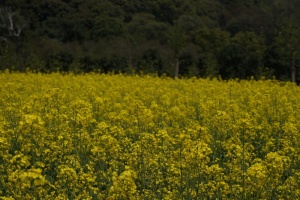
0, 0, 300, 81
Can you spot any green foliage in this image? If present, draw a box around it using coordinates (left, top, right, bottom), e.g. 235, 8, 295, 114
273, 26, 300, 61
0, 0, 299, 81
194, 28, 230, 55
46, 52, 74, 72
218, 43, 249, 79
195, 0, 224, 28
218, 31, 266, 79
137, 49, 163, 74
127, 13, 169, 42
193, 28, 230, 77
272, 26, 300, 81
91, 17, 125, 39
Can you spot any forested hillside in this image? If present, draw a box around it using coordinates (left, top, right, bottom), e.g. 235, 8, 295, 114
0, 0, 299, 81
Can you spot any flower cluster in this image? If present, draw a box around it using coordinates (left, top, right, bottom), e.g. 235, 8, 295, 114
0, 71, 300, 199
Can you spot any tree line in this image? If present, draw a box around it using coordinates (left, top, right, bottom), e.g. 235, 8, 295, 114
0, 0, 300, 81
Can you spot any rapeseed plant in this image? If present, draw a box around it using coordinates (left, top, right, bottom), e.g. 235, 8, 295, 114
0, 72, 300, 199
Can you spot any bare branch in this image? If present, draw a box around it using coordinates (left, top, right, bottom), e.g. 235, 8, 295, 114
7, 9, 14, 33
0, 8, 7, 28
0, 6, 28, 39
15, 23, 27, 37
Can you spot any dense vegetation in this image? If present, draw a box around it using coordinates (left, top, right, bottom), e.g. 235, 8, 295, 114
0, 0, 300, 81
1, 72, 300, 199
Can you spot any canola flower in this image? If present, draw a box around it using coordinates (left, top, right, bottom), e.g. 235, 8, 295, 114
0, 71, 300, 199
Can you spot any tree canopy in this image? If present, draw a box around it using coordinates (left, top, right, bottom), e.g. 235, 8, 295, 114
0, 0, 299, 81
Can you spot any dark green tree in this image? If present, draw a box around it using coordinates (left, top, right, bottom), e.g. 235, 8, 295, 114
218, 43, 248, 79
270, 0, 300, 82
0, 0, 298, 79
218, 31, 267, 79
194, 28, 230, 77
272, 27, 300, 82
137, 49, 163, 74
168, 25, 186, 77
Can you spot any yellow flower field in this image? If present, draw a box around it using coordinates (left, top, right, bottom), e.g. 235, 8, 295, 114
0, 71, 300, 199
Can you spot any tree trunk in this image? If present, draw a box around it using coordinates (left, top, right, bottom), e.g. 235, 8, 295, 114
291, 52, 296, 82
174, 57, 179, 78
